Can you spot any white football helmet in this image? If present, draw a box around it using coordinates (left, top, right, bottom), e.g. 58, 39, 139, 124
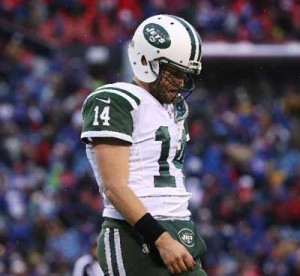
128, 14, 202, 83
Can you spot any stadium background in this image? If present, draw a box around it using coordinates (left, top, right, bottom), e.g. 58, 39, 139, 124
0, 1, 300, 275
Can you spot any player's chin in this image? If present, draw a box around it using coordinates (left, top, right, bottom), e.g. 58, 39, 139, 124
162, 96, 175, 104
164, 91, 178, 103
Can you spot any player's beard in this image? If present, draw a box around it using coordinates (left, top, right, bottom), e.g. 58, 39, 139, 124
148, 74, 181, 104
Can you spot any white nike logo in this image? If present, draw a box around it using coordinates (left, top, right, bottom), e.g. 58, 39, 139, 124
96, 97, 111, 104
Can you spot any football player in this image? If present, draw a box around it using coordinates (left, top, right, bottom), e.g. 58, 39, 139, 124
73, 235, 104, 276
81, 14, 207, 275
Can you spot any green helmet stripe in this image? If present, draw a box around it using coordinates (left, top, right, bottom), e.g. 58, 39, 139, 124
168, 15, 199, 61
195, 31, 202, 62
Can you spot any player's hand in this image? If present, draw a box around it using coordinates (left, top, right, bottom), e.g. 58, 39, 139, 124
154, 232, 196, 274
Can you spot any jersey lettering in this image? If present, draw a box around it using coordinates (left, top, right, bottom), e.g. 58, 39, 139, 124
154, 126, 186, 187
93, 106, 111, 126
100, 106, 110, 126
154, 126, 176, 187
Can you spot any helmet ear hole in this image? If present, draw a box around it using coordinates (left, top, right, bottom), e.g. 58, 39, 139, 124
141, 55, 148, 66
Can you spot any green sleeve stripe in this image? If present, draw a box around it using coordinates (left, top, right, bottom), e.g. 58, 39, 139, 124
95, 86, 141, 106
82, 86, 141, 113
102, 89, 138, 109
82, 88, 140, 111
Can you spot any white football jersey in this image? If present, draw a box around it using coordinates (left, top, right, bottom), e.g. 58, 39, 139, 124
81, 82, 191, 220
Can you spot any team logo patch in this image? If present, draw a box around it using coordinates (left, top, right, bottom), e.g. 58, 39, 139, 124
143, 23, 171, 49
178, 228, 194, 247
142, 243, 150, 254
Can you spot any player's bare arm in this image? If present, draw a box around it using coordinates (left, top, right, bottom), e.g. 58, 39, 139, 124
93, 137, 147, 226
93, 137, 195, 273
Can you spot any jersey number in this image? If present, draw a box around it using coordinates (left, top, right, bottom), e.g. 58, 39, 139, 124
93, 106, 110, 126
154, 126, 186, 188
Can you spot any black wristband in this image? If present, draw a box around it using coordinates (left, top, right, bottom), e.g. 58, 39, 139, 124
134, 213, 166, 244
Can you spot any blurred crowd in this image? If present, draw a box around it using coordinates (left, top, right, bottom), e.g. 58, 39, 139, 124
1, 1, 300, 276
1, 0, 300, 46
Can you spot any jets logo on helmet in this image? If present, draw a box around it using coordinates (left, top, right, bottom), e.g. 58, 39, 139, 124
143, 23, 171, 49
